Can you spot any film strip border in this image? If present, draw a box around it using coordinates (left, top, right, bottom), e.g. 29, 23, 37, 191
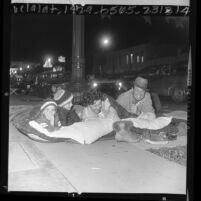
11, 4, 190, 16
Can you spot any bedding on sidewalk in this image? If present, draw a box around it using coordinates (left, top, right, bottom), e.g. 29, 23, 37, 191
9, 105, 187, 144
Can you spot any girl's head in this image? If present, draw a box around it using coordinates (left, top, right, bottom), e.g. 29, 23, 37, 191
40, 101, 57, 121
29, 101, 57, 121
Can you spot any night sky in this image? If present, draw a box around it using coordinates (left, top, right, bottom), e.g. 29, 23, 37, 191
10, 14, 189, 72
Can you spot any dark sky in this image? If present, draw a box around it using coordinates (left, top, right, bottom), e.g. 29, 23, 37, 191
10, 14, 189, 66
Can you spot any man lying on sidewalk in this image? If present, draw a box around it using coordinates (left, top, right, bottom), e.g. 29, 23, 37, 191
116, 76, 155, 119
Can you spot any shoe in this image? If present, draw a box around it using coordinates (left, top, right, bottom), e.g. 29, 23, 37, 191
166, 132, 177, 140
115, 130, 140, 143
177, 122, 187, 136
114, 120, 140, 143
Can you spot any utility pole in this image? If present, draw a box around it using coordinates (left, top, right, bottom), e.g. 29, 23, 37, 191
69, 14, 88, 102
72, 14, 85, 81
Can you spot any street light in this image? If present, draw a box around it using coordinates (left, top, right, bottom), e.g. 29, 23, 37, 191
100, 35, 112, 48
103, 39, 109, 45
19, 67, 23, 71
27, 65, 30, 69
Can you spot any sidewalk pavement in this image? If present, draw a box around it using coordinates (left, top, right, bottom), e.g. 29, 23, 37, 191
8, 94, 187, 194
8, 123, 186, 194
8, 124, 76, 192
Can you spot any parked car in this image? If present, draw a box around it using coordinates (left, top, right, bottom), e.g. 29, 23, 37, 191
88, 78, 130, 99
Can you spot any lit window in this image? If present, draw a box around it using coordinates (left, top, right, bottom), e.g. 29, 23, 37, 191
52, 74, 57, 78
130, 53, 133, 64
137, 56, 140, 63
126, 55, 129, 64
141, 56, 144, 63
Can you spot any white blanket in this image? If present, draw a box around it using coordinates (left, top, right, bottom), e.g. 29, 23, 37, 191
29, 113, 172, 144
29, 117, 115, 144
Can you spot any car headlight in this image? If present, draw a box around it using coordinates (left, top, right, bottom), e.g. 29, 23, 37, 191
116, 81, 123, 90
118, 82, 122, 87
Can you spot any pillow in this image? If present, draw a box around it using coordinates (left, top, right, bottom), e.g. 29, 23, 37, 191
29, 117, 114, 144
29, 120, 85, 144
121, 116, 172, 130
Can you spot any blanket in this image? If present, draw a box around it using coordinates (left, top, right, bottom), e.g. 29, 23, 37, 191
9, 105, 187, 144
148, 145, 187, 166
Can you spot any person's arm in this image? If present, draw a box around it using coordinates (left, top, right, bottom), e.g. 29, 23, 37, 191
100, 98, 120, 121
73, 105, 84, 120
57, 107, 68, 126
116, 93, 127, 110
116, 90, 136, 115
65, 109, 81, 126
139, 93, 156, 118
103, 93, 138, 119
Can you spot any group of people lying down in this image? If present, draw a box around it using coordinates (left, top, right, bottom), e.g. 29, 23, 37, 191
11, 77, 187, 144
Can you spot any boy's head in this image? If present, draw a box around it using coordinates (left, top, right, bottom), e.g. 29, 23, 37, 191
82, 90, 103, 114
54, 89, 73, 110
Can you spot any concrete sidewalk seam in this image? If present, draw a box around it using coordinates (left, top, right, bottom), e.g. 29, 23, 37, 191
21, 140, 78, 192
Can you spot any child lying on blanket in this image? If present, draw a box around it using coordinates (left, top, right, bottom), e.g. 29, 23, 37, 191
53, 89, 81, 126
10, 100, 72, 142
28, 101, 61, 132
11, 101, 61, 133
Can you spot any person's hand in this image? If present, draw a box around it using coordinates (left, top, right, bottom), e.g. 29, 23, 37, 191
138, 112, 155, 120
103, 98, 111, 111
39, 123, 49, 128
131, 104, 141, 116
49, 117, 55, 126
104, 107, 120, 121
101, 98, 111, 114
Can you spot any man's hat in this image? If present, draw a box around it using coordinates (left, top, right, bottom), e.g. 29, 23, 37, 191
54, 89, 73, 107
134, 76, 148, 91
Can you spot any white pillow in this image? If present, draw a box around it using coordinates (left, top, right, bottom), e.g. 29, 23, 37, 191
121, 116, 172, 130
29, 120, 85, 144
29, 118, 114, 144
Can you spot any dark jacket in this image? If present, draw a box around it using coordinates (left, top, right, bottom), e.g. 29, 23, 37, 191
57, 107, 81, 126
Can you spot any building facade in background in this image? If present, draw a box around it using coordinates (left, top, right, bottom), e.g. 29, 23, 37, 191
93, 43, 189, 76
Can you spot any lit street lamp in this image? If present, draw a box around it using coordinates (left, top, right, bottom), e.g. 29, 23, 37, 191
100, 35, 112, 49
103, 39, 109, 45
